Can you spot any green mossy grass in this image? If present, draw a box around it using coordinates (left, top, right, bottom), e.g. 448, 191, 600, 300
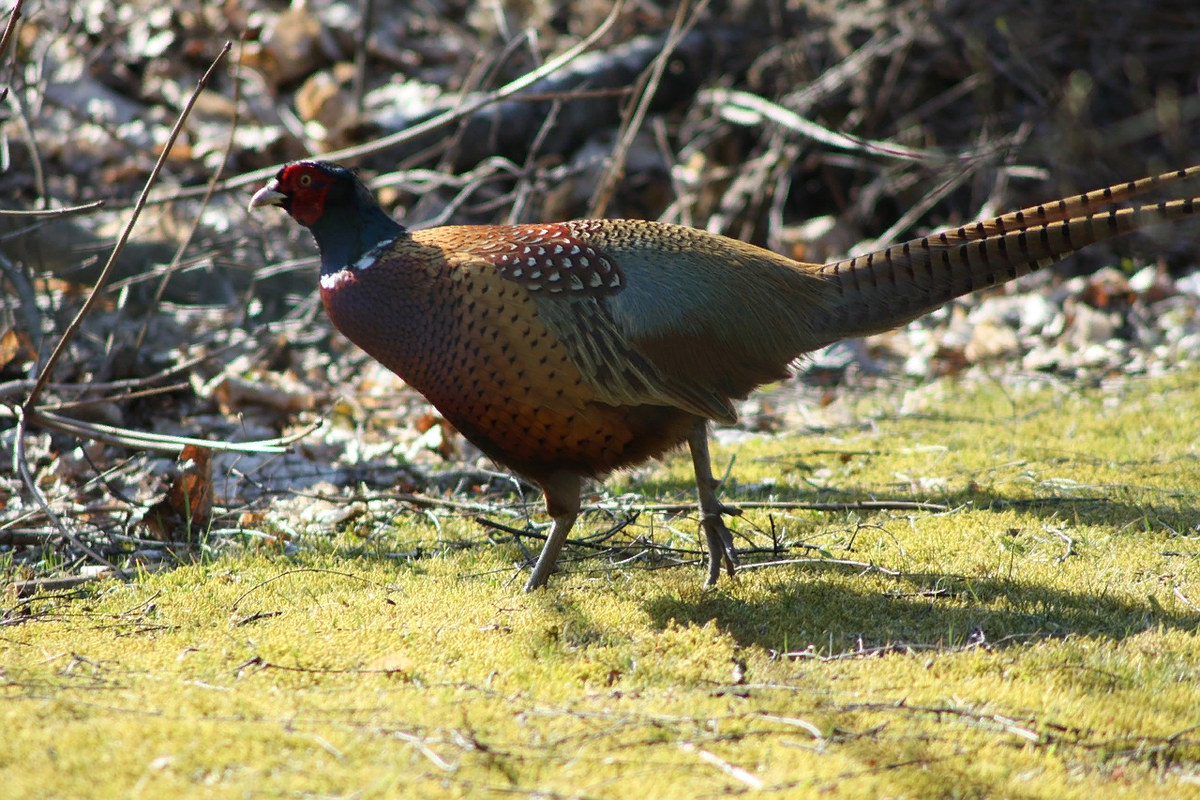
5, 368, 1199, 798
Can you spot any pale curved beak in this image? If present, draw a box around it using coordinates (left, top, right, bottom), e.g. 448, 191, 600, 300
248, 179, 286, 211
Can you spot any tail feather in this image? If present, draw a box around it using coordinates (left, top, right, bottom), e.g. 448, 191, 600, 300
980, 164, 1200, 237
810, 191, 1198, 342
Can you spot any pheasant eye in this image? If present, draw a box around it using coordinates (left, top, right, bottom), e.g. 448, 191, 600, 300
298, 173, 313, 187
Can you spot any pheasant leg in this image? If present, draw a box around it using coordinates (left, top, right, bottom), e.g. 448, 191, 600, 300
688, 420, 741, 587
523, 471, 583, 592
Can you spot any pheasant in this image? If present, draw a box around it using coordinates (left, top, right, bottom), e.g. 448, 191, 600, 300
250, 160, 1199, 591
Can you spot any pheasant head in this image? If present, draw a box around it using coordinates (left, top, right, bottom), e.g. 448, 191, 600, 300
248, 161, 404, 276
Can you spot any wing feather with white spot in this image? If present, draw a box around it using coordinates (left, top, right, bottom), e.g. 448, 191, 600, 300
472, 223, 737, 421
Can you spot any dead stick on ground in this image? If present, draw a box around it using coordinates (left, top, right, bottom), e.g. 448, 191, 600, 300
8, 562, 176, 599
679, 743, 765, 790
613, 499, 952, 514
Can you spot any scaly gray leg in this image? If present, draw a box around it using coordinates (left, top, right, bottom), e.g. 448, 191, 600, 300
524, 471, 582, 592
687, 419, 740, 587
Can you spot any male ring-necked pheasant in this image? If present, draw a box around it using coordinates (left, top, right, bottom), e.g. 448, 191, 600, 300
251, 160, 1199, 591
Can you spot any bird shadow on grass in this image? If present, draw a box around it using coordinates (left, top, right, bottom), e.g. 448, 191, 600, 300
321, 460, 1198, 659
638, 565, 1198, 659
599, 475, 1200, 655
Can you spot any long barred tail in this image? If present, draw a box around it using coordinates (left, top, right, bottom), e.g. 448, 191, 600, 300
981, 164, 1200, 234
808, 167, 1200, 341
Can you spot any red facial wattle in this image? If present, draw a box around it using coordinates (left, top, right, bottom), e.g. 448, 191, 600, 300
279, 164, 330, 227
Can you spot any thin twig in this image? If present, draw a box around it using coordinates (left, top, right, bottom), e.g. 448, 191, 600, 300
351, 0, 374, 115
852, 156, 981, 255
589, 0, 703, 218
780, 28, 909, 114
0, 250, 40, 349
9, 43, 232, 574
134, 39, 245, 353
420, 27, 536, 196
6, 88, 44, 214
145, 1, 626, 205
43, 381, 190, 412
8, 561, 175, 599
18, 407, 312, 454
679, 742, 764, 790
0, 200, 105, 216
507, 97, 563, 223
0, 0, 24, 68
0, 331, 272, 400
12, 405, 121, 574
230, 568, 399, 610
603, 499, 951, 514
286, 490, 951, 518
142, 1, 619, 208
701, 87, 940, 165
23, 42, 232, 410
474, 515, 624, 554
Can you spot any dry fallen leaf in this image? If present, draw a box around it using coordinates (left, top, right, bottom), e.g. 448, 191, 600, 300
0, 327, 36, 371
141, 445, 213, 544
